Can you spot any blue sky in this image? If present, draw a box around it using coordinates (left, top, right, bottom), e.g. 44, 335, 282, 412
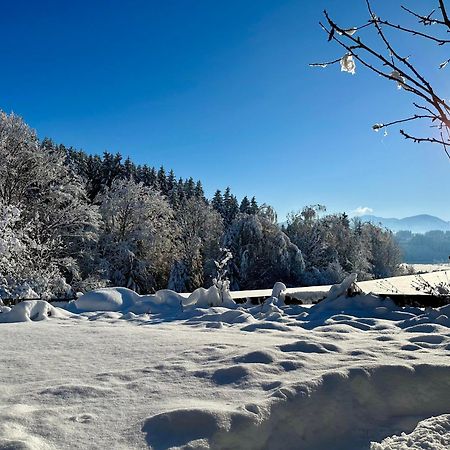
1, 0, 449, 220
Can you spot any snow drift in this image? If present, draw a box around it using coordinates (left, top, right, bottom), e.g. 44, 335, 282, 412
142, 364, 450, 450
0, 300, 70, 323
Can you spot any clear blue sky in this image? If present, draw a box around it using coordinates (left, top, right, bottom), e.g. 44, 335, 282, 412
1, 0, 449, 220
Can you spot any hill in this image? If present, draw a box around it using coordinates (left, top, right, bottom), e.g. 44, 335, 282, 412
360, 214, 450, 233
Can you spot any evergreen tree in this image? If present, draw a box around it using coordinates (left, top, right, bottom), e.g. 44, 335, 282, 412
249, 196, 259, 214
157, 166, 168, 195
167, 169, 176, 195
211, 190, 224, 216
240, 196, 251, 214
223, 188, 239, 226
123, 156, 136, 180
184, 177, 196, 199
101, 152, 123, 190
194, 180, 205, 200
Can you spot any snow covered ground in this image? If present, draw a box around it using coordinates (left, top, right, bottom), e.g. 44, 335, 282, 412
1, 280, 450, 449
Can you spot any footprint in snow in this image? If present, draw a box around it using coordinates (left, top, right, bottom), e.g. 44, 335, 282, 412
279, 340, 340, 354
211, 365, 250, 385
233, 350, 275, 364
409, 334, 445, 345
69, 413, 95, 423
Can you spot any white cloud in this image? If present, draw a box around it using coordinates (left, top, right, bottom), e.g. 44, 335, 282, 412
353, 206, 373, 216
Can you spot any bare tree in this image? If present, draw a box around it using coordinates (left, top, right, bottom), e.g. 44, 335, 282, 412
311, 0, 450, 160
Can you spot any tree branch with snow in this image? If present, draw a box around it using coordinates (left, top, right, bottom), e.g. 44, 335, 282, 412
311, 0, 450, 161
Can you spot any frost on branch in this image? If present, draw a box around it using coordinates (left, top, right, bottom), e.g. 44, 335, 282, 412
372, 123, 384, 132
336, 27, 357, 36
390, 70, 406, 89
340, 54, 356, 75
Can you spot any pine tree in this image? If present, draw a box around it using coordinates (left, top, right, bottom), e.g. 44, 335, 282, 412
167, 169, 176, 195
211, 190, 224, 216
223, 188, 239, 226
240, 196, 251, 214
101, 152, 123, 189
123, 156, 136, 180
184, 177, 196, 199
249, 196, 259, 214
194, 180, 205, 200
157, 166, 168, 195
177, 178, 186, 204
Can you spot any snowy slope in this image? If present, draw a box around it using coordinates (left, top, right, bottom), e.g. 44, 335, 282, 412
1, 281, 450, 449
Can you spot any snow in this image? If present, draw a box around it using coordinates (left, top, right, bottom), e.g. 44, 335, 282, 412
1, 276, 449, 449
0, 300, 71, 323
70, 285, 235, 316
404, 263, 450, 274
73, 287, 140, 312
358, 269, 450, 296
370, 414, 450, 449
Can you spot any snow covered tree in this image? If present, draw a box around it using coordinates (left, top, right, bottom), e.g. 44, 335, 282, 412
98, 179, 178, 293
0, 112, 100, 297
285, 205, 400, 284
362, 222, 402, 278
223, 211, 304, 290
312, 0, 450, 161
168, 197, 223, 291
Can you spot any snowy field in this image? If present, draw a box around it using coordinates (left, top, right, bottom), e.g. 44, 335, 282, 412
1, 278, 450, 450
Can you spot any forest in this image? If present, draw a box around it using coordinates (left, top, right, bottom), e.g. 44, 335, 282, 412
395, 230, 450, 263
0, 111, 402, 299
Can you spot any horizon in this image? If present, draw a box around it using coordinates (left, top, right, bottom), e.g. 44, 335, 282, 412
1, 0, 449, 220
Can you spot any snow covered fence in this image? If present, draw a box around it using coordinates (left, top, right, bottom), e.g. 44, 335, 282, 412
0, 296, 77, 307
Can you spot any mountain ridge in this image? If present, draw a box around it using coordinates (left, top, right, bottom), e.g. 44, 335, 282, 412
359, 214, 450, 233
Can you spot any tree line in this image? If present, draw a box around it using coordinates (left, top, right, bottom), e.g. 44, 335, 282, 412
0, 111, 402, 299
396, 230, 450, 263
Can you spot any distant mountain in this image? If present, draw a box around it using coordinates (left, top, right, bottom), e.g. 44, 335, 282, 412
359, 214, 450, 234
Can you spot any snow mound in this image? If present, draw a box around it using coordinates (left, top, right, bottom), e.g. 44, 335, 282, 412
142, 407, 256, 450
234, 350, 275, 364
271, 282, 286, 299
183, 285, 236, 309
0, 300, 70, 323
128, 290, 184, 315
72, 287, 185, 315
325, 273, 357, 301
186, 307, 256, 326
74, 287, 140, 312
370, 414, 450, 450
0, 305, 12, 314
